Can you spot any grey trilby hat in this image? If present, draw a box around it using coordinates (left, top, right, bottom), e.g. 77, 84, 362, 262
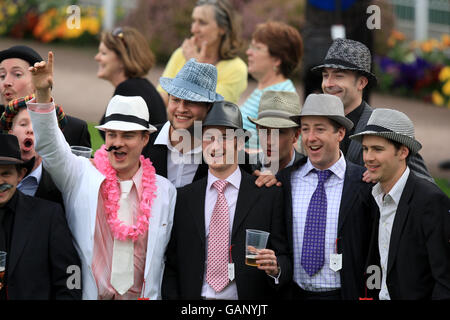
290, 94, 354, 131
160, 58, 224, 103
202, 100, 250, 139
311, 38, 377, 86
349, 108, 422, 154
248, 90, 301, 128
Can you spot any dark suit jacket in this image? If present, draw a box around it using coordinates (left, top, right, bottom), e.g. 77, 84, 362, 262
251, 149, 304, 173
367, 172, 450, 300
6, 191, 81, 300
277, 156, 376, 300
34, 167, 64, 209
162, 169, 291, 299
345, 101, 433, 183
62, 115, 91, 148
142, 123, 253, 182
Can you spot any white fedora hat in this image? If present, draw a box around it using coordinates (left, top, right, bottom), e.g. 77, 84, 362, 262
95, 95, 157, 132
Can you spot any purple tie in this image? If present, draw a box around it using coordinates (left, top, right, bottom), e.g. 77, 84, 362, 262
301, 169, 332, 276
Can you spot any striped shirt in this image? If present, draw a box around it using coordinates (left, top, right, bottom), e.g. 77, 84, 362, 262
291, 153, 346, 291
240, 80, 297, 150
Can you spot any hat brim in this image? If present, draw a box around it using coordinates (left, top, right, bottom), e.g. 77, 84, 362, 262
248, 116, 299, 129
0, 156, 35, 176
95, 121, 157, 133
290, 114, 354, 132
311, 63, 377, 86
160, 77, 223, 103
349, 131, 422, 154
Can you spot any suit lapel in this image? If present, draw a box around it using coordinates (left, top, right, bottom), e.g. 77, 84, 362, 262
337, 162, 361, 233
149, 144, 168, 177
347, 102, 372, 164
190, 179, 208, 243
9, 192, 36, 276
231, 171, 259, 241
387, 174, 415, 274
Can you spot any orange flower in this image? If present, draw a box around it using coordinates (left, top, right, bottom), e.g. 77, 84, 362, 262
420, 40, 433, 53
442, 34, 450, 48
391, 30, 405, 41
387, 37, 396, 48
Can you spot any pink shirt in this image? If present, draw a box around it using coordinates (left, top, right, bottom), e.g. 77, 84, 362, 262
92, 165, 149, 300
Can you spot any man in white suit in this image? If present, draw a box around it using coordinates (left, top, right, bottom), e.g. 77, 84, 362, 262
25, 52, 176, 300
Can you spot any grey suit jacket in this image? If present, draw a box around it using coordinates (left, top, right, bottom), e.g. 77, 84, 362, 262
346, 101, 434, 183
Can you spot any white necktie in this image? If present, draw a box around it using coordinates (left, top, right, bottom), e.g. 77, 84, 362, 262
110, 180, 134, 295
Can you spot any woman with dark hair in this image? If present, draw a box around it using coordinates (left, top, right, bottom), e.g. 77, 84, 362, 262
240, 21, 303, 150
95, 26, 167, 139
157, 0, 247, 105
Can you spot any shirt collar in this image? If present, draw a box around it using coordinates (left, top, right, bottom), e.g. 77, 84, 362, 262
27, 162, 42, 182
207, 166, 241, 192
372, 166, 410, 205
302, 151, 346, 180
155, 121, 202, 155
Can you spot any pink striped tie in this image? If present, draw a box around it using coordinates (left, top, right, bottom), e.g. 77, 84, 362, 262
206, 180, 230, 292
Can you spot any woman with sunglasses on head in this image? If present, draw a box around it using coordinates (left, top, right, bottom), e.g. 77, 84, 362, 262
157, 0, 247, 106
95, 26, 167, 140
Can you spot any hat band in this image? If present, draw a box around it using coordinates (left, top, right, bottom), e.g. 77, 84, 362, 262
364, 124, 394, 133
258, 110, 299, 121
322, 58, 364, 71
104, 113, 149, 128
172, 77, 216, 101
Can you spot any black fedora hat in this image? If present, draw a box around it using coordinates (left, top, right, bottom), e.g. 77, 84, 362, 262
0, 134, 35, 175
202, 101, 251, 140
0, 45, 43, 66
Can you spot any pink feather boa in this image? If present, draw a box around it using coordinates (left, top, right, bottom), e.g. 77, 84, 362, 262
94, 145, 157, 242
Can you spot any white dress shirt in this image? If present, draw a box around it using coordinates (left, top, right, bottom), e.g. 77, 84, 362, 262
201, 167, 241, 300
17, 162, 42, 196
372, 166, 410, 300
154, 121, 202, 188
291, 152, 346, 291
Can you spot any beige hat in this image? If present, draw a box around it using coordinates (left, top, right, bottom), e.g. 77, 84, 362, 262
248, 90, 301, 128
290, 93, 354, 131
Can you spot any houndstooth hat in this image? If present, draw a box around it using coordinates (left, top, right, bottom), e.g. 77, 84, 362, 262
312, 38, 377, 86
349, 108, 422, 154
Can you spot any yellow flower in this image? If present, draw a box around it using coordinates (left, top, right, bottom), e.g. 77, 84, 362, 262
82, 17, 100, 35
439, 66, 450, 82
431, 90, 444, 106
7, 4, 17, 16
443, 80, 450, 97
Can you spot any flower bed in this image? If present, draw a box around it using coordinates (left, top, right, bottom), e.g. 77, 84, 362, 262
0, 0, 101, 45
374, 30, 450, 108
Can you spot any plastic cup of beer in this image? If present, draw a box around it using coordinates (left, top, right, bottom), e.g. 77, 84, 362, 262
245, 229, 270, 267
0, 251, 6, 290
70, 146, 92, 158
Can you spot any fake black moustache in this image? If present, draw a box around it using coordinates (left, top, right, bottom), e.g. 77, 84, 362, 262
105, 145, 120, 152
0, 183, 14, 193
